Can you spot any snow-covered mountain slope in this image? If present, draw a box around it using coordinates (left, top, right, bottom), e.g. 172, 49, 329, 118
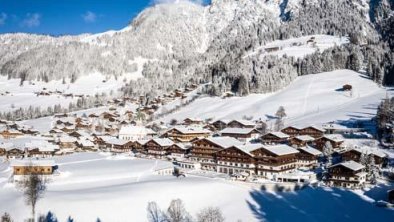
159, 69, 389, 126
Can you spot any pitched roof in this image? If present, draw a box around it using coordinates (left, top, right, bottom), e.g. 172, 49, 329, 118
11, 159, 56, 167
298, 146, 323, 156
233, 143, 265, 156
151, 138, 174, 147
264, 132, 289, 139
220, 128, 259, 135
229, 119, 255, 126
321, 134, 344, 143
331, 160, 365, 171
347, 147, 387, 158
295, 135, 315, 141
262, 144, 299, 156
170, 126, 211, 135
204, 136, 243, 148
119, 125, 155, 135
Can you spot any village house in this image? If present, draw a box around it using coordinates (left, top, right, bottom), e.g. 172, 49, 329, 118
250, 144, 299, 179
167, 143, 190, 159
296, 146, 322, 169
299, 126, 325, 138
145, 138, 174, 158
227, 120, 256, 129
76, 138, 97, 151
58, 137, 77, 150
190, 137, 243, 171
281, 126, 302, 137
182, 118, 204, 126
11, 160, 57, 179
314, 135, 344, 151
216, 144, 260, 177
328, 160, 367, 189
6, 147, 25, 159
261, 132, 290, 144
340, 148, 387, 167
289, 135, 315, 147
219, 128, 260, 142
0, 129, 24, 139
212, 119, 231, 131
26, 140, 59, 158
106, 138, 133, 153
118, 125, 156, 141
161, 126, 211, 142
133, 139, 149, 154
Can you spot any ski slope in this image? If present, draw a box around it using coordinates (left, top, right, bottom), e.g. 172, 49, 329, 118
160, 69, 388, 127
0, 153, 393, 222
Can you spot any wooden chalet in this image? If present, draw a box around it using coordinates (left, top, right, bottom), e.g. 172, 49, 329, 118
219, 128, 260, 142
299, 126, 325, 138
6, 148, 25, 159
212, 120, 231, 131
289, 135, 315, 147
340, 148, 387, 167
328, 161, 367, 189
296, 146, 322, 169
281, 126, 302, 137
162, 126, 211, 142
314, 135, 344, 151
145, 138, 174, 157
182, 118, 204, 126
0, 129, 23, 139
167, 143, 190, 159
216, 144, 259, 177
133, 140, 149, 154
58, 137, 77, 150
11, 160, 56, 176
106, 138, 133, 153
250, 144, 299, 179
227, 120, 255, 129
190, 137, 243, 171
261, 132, 290, 144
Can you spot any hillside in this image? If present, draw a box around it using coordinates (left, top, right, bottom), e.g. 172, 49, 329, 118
0, 0, 392, 101
160, 69, 388, 127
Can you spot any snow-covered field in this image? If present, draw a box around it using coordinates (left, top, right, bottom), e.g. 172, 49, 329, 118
160, 69, 389, 127
244, 35, 349, 59
0, 153, 393, 222
0, 57, 145, 113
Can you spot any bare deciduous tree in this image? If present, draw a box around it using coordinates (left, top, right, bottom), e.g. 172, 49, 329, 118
167, 199, 192, 222
1, 213, 13, 222
196, 207, 225, 222
18, 173, 47, 222
147, 201, 165, 222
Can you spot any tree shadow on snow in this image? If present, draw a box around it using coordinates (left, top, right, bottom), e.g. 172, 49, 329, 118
247, 186, 394, 222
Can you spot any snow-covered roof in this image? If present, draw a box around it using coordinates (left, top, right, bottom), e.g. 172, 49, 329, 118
234, 143, 264, 156
59, 136, 77, 143
229, 119, 255, 126
171, 126, 211, 134
331, 160, 365, 171
151, 138, 174, 147
106, 138, 128, 146
205, 136, 243, 148
262, 144, 299, 156
78, 139, 95, 147
321, 134, 344, 142
11, 159, 56, 167
220, 128, 259, 135
265, 132, 289, 139
298, 146, 323, 156
136, 139, 149, 145
348, 147, 387, 158
295, 135, 315, 141
119, 125, 155, 136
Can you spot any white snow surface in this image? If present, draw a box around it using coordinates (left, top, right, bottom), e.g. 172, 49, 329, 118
161, 69, 389, 127
0, 153, 393, 221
